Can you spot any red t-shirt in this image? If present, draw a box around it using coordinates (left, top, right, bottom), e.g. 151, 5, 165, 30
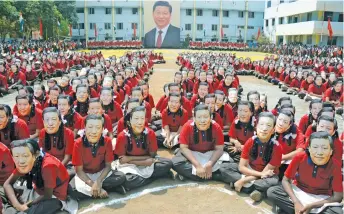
228, 119, 255, 145
215, 104, 234, 128
104, 102, 123, 124
39, 127, 74, 161
298, 114, 313, 134
276, 125, 305, 155
308, 84, 326, 95
160, 96, 192, 118
72, 136, 113, 174
161, 108, 188, 132
300, 80, 312, 91
0, 142, 14, 185
323, 88, 342, 102
13, 153, 69, 200
144, 94, 155, 109
115, 128, 158, 156
285, 152, 343, 196
179, 120, 224, 153
64, 111, 83, 131
17, 107, 44, 135
0, 119, 30, 148
241, 136, 282, 173
216, 81, 239, 96
156, 95, 166, 112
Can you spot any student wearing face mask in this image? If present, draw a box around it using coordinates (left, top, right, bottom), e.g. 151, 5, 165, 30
223, 112, 282, 202
226, 101, 255, 163
267, 132, 343, 214
3, 139, 75, 214
227, 88, 239, 118
305, 75, 326, 101
298, 99, 323, 134
39, 107, 75, 178
114, 106, 173, 192
71, 115, 126, 199
158, 93, 188, 148
214, 90, 234, 135
304, 115, 342, 163
0, 105, 29, 148
43, 86, 61, 109
274, 110, 305, 180
15, 95, 44, 140
172, 104, 232, 182
58, 95, 83, 138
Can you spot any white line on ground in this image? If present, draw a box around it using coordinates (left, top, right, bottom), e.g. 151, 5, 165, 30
80, 183, 271, 214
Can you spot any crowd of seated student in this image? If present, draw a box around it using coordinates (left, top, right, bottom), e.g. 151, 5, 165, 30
189, 41, 249, 51
0, 48, 342, 214
87, 40, 143, 49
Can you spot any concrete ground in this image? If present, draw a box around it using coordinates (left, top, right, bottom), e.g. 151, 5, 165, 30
1, 49, 342, 214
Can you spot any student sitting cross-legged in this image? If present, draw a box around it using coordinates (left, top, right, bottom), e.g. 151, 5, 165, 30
114, 106, 173, 192
267, 131, 343, 214
70, 115, 126, 199
172, 104, 232, 182
222, 112, 282, 202
3, 139, 77, 214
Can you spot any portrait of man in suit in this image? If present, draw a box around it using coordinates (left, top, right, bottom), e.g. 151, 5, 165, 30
144, 1, 180, 48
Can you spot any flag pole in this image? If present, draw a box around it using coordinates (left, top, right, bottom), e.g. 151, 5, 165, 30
320, 2, 326, 45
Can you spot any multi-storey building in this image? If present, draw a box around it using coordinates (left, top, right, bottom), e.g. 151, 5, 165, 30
264, 0, 343, 45
72, 0, 265, 44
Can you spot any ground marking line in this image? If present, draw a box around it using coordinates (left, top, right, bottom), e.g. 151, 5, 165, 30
80, 182, 271, 214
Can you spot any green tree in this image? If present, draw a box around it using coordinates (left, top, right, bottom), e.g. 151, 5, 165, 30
257, 35, 270, 45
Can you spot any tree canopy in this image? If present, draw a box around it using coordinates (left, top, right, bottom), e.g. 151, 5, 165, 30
0, 0, 77, 40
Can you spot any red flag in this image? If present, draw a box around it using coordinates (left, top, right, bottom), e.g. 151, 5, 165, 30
69, 24, 72, 36
256, 27, 261, 40
327, 17, 333, 40
220, 27, 224, 39
94, 23, 97, 37
39, 18, 43, 37
133, 23, 136, 38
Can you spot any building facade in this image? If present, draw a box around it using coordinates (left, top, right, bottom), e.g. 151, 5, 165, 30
72, 0, 265, 43
264, 0, 343, 46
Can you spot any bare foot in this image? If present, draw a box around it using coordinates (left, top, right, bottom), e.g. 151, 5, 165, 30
234, 180, 244, 192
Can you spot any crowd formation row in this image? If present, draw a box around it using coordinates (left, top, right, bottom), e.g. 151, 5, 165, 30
0, 45, 342, 214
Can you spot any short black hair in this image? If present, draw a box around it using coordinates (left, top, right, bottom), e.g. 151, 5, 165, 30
153, 1, 172, 13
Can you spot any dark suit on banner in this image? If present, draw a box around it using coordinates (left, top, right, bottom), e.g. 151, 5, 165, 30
144, 25, 180, 48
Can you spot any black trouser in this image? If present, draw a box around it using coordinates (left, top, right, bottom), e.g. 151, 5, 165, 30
278, 164, 289, 181
171, 150, 233, 183
122, 157, 172, 191
3, 198, 63, 214
224, 143, 241, 163
66, 163, 76, 181
0, 87, 9, 95
267, 185, 343, 214
219, 162, 279, 194
1, 185, 64, 214
70, 170, 126, 200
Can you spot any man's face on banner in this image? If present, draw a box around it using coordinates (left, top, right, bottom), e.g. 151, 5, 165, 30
153, 6, 171, 29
